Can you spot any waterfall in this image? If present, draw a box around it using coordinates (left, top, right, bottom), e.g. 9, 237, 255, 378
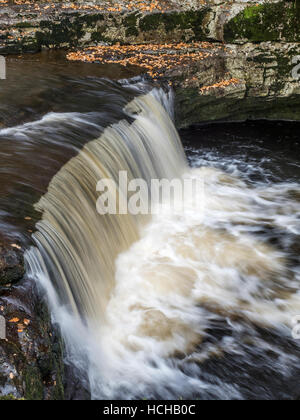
25, 87, 300, 400
26, 89, 186, 321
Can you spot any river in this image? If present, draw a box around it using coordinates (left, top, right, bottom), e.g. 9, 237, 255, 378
1, 52, 300, 400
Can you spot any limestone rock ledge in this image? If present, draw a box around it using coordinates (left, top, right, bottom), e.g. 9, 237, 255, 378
172, 41, 300, 126
172, 0, 300, 124
0, 1, 289, 53
1, 0, 298, 123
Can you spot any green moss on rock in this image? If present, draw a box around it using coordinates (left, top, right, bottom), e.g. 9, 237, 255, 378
76, 13, 105, 26
0, 394, 24, 400
224, 2, 300, 43
0, 246, 24, 286
24, 366, 44, 401
36, 17, 85, 48
124, 12, 139, 37
139, 9, 210, 40
90, 28, 107, 42
15, 22, 35, 29
1, 7, 215, 53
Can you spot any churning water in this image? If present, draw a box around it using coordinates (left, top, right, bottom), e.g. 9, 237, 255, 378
1, 55, 300, 399
25, 88, 300, 399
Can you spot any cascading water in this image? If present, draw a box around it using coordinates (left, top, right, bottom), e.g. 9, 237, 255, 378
24, 87, 300, 400
26, 89, 186, 322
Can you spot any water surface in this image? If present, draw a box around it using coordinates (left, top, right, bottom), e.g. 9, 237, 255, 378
1, 54, 300, 400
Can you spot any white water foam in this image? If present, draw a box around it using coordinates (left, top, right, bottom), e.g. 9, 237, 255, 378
25, 88, 300, 399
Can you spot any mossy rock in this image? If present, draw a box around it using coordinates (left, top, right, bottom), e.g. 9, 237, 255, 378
224, 1, 300, 43
139, 9, 211, 41
36, 17, 85, 48
124, 12, 139, 38
0, 394, 24, 400
0, 245, 24, 286
24, 365, 44, 400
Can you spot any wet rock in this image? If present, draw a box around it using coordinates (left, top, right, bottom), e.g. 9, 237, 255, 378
0, 394, 24, 400
68, 39, 300, 124
0, 243, 24, 287
172, 42, 300, 125
224, 1, 300, 44
1, 1, 299, 125
0, 1, 282, 54
0, 2, 213, 54
0, 277, 65, 400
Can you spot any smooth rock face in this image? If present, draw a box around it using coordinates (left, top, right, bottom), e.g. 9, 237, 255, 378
224, 1, 300, 43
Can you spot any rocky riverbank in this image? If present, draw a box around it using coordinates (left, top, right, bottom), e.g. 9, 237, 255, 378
0, 243, 65, 400
67, 39, 300, 125
1, 0, 299, 124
